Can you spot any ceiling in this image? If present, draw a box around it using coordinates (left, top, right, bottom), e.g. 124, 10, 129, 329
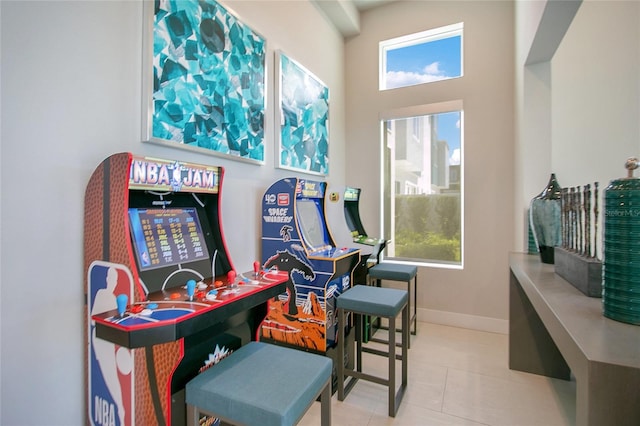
352, 0, 396, 11
313, 0, 398, 37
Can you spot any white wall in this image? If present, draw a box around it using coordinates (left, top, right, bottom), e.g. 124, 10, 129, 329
514, 0, 640, 255
552, 1, 640, 188
0, 1, 345, 424
514, 0, 551, 251
345, 1, 515, 331
552, 0, 639, 258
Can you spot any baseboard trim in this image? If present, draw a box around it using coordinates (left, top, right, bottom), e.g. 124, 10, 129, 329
418, 308, 508, 334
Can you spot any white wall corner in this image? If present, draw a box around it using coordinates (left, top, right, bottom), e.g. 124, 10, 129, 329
312, 0, 360, 37
526, 0, 582, 65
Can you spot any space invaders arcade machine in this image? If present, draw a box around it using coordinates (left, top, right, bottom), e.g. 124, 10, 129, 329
85, 153, 287, 426
260, 177, 360, 383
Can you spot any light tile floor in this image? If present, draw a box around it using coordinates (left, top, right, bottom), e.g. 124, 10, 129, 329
300, 322, 576, 426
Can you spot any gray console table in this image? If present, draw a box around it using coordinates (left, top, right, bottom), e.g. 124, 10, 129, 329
509, 252, 640, 426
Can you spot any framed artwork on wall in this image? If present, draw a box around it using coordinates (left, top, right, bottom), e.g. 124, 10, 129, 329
142, 0, 266, 164
276, 51, 330, 175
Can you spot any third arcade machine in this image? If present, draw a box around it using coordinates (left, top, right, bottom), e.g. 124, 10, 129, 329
260, 178, 360, 377
327, 186, 389, 342
328, 186, 387, 284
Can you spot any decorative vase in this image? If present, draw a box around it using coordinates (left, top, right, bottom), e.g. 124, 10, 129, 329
527, 208, 539, 254
529, 173, 562, 264
602, 157, 640, 325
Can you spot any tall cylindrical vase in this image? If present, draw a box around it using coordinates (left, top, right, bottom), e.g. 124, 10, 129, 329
603, 158, 640, 325
529, 173, 562, 264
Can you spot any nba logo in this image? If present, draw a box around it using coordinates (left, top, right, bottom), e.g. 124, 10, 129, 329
88, 261, 134, 426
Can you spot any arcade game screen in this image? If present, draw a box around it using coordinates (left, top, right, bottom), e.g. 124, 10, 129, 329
128, 205, 218, 293
296, 199, 331, 252
343, 202, 362, 236
343, 187, 366, 237
128, 207, 210, 271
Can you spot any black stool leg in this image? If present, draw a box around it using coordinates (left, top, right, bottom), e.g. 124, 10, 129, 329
355, 312, 362, 373
320, 378, 331, 426
412, 275, 418, 335
337, 307, 345, 401
388, 314, 396, 417
402, 303, 409, 390
390, 303, 409, 417
186, 404, 198, 426
374, 278, 382, 331
406, 279, 411, 349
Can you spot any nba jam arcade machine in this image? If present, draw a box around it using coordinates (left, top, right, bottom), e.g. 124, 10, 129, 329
85, 153, 287, 426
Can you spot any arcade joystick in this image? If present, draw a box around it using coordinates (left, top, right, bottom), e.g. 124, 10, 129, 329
116, 294, 128, 318
253, 261, 261, 278
186, 279, 196, 301
227, 270, 237, 288
130, 304, 144, 314
206, 289, 218, 301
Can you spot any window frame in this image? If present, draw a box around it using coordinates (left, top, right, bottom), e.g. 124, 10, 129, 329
379, 100, 464, 270
379, 22, 464, 91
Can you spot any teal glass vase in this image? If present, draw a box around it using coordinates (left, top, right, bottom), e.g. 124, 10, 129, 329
602, 158, 640, 325
529, 173, 562, 264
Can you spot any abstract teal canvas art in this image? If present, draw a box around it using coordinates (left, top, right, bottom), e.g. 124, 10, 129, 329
143, 0, 266, 163
277, 51, 329, 175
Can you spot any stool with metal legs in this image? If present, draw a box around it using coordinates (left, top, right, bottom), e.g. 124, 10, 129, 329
337, 285, 409, 417
367, 263, 417, 347
186, 341, 332, 426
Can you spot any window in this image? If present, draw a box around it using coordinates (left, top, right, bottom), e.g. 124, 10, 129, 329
381, 102, 463, 268
379, 22, 463, 91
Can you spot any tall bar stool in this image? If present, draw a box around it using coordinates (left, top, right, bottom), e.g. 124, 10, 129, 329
367, 263, 417, 346
185, 341, 332, 426
337, 285, 409, 417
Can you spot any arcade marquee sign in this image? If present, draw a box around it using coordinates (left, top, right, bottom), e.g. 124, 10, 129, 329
262, 179, 324, 225
128, 156, 221, 194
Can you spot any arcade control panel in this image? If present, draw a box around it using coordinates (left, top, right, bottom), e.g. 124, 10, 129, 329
92, 266, 287, 348
352, 235, 387, 246
307, 246, 359, 259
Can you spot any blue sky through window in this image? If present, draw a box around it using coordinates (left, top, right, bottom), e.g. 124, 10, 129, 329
437, 111, 461, 166
385, 35, 462, 89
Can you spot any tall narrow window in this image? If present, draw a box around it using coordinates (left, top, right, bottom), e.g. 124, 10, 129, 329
382, 102, 463, 267
380, 22, 463, 91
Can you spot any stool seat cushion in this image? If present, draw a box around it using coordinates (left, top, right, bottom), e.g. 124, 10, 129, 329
369, 263, 417, 281
337, 285, 408, 317
186, 341, 332, 426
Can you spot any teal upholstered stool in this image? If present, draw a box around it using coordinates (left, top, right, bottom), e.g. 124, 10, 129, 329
185, 341, 332, 426
368, 263, 418, 342
337, 285, 408, 417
